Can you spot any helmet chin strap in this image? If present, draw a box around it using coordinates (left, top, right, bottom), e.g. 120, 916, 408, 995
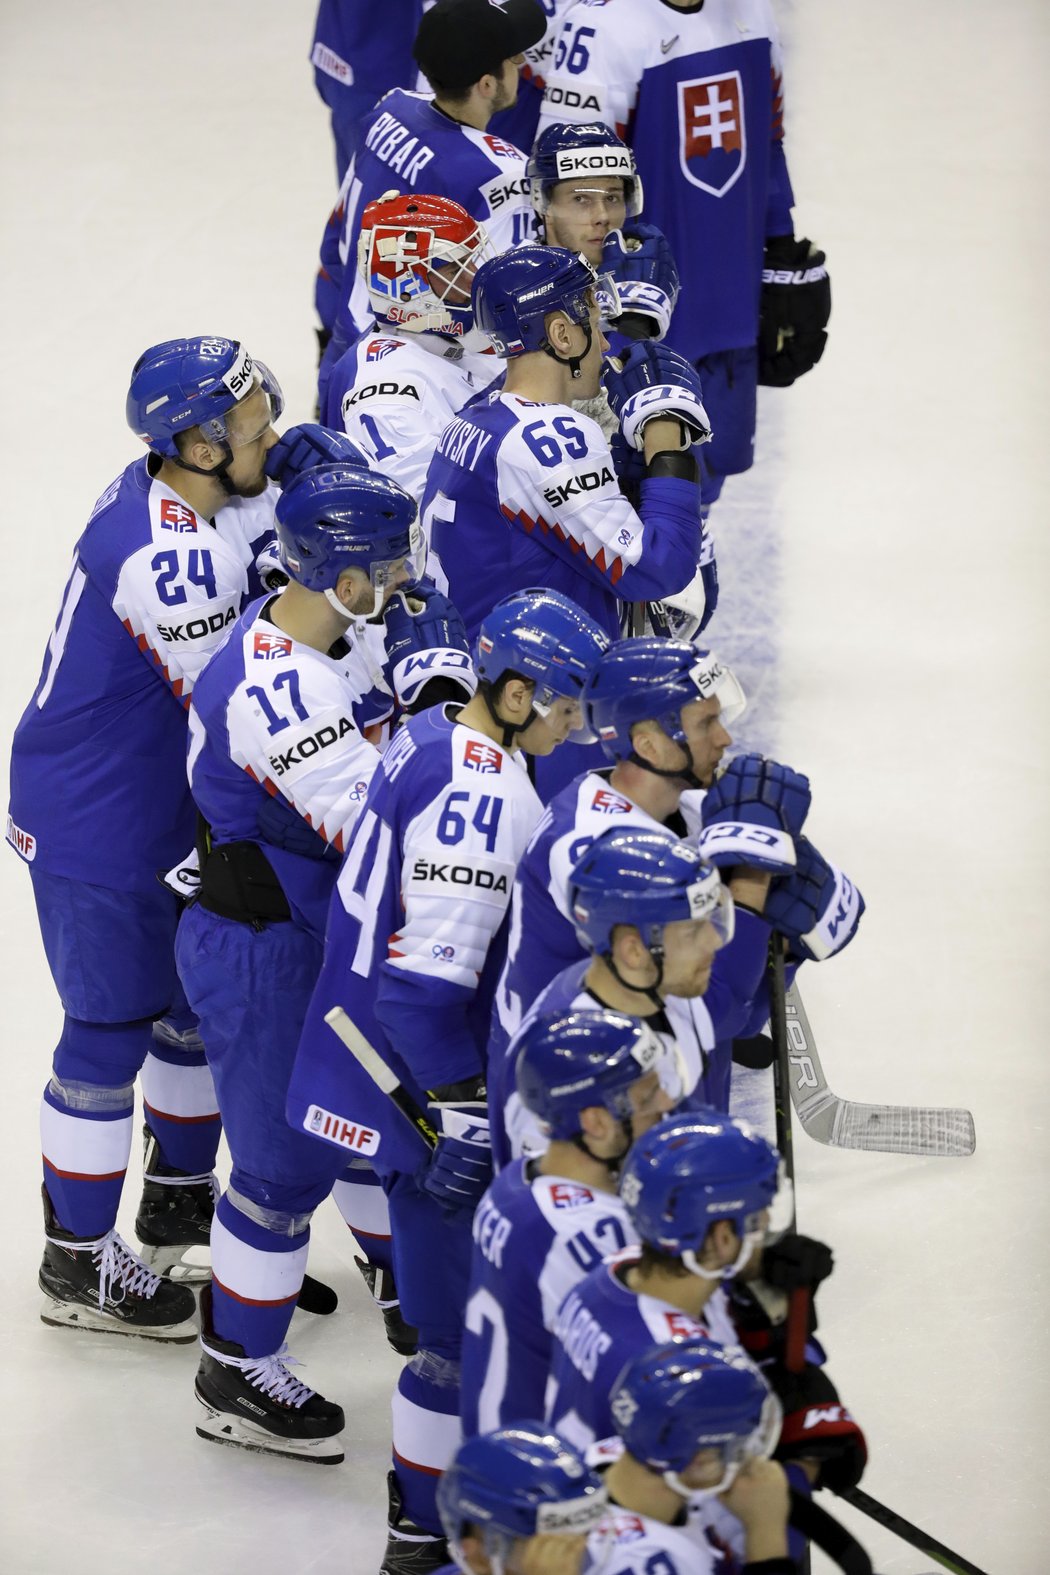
542, 316, 594, 381
604, 936, 666, 1014
681, 1229, 761, 1283
571, 1116, 634, 1177
627, 737, 704, 791
480, 680, 538, 751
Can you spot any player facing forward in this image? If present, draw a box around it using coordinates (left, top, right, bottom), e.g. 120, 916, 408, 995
286, 587, 609, 1570
461, 1008, 678, 1437
178, 461, 474, 1463
9, 337, 285, 1340
323, 191, 504, 501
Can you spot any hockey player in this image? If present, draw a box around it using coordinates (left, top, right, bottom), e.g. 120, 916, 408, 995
529, 120, 681, 345
461, 1008, 678, 1437
177, 462, 474, 1462
494, 638, 815, 1110
310, 0, 423, 179
7, 336, 293, 1341
436, 1424, 611, 1575
489, 823, 734, 1166
316, 0, 546, 406
601, 1337, 795, 1574
322, 191, 504, 502
546, 1115, 868, 1536
286, 587, 609, 1569
538, 0, 831, 506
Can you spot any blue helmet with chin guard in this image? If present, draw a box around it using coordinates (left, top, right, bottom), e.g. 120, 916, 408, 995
472, 245, 607, 359
126, 337, 283, 459
437, 1424, 608, 1572
568, 825, 732, 961
618, 1112, 780, 1278
513, 1009, 674, 1141
610, 1337, 781, 1497
584, 639, 747, 765
475, 588, 609, 733
274, 464, 422, 606
528, 121, 644, 218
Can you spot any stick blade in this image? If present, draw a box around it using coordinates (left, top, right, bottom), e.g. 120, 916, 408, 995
830, 1101, 976, 1156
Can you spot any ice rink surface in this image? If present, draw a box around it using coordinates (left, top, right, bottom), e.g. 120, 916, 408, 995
1, 3, 1048, 1571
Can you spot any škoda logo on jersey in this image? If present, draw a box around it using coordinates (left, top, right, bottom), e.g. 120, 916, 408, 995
159, 499, 198, 533
464, 739, 502, 773
253, 631, 293, 660
678, 71, 747, 196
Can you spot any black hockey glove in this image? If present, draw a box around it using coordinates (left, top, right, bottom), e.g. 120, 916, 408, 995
758, 235, 831, 388
772, 1363, 868, 1495
762, 1232, 835, 1294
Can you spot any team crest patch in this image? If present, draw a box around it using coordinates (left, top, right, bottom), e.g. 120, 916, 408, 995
159, 498, 198, 532
253, 631, 293, 659
365, 337, 404, 362
592, 787, 631, 815
464, 739, 502, 773
678, 71, 747, 195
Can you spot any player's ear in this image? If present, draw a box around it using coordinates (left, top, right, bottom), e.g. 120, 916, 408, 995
629, 720, 659, 764
579, 1105, 609, 1141
176, 426, 222, 473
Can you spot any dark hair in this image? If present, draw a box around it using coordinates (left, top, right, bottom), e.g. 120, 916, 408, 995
636, 1242, 691, 1279
423, 60, 506, 100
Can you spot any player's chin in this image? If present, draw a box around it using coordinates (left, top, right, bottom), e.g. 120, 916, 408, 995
233, 473, 271, 499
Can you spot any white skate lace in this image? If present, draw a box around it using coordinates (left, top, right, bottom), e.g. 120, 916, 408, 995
46, 1228, 164, 1310
199, 1340, 315, 1409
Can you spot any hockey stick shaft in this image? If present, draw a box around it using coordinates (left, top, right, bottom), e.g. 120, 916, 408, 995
840, 1487, 989, 1575
785, 982, 976, 1157
768, 934, 797, 1218
323, 1007, 438, 1149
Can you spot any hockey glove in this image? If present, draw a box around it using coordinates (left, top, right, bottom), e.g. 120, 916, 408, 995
761, 1232, 835, 1295
699, 754, 812, 875
254, 541, 288, 592
772, 1364, 867, 1494
382, 580, 476, 711
765, 837, 865, 962
601, 222, 681, 342
418, 1098, 492, 1220
758, 236, 831, 388
264, 422, 369, 488
256, 793, 340, 861
602, 342, 712, 452
647, 523, 718, 641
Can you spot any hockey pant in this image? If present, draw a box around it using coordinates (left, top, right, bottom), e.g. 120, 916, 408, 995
695, 345, 759, 508
385, 1171, 475, 1536
30, 868, 219, 1239
175, 903, 381, 1355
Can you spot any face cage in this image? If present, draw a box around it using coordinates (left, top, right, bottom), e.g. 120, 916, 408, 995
197, 361, 284, 451
324, 517, 426, 621
663, 1391, 784, 1502
366, 223, 492, 337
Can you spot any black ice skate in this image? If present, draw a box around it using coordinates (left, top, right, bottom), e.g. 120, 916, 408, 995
355, 1256, 418, 1356
379, 1470, 449, 1575
39, 1185, 198, 1341
134, 1125, 217, 1283
194, 1284, 345, 1465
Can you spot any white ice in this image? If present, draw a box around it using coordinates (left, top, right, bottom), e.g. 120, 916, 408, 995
1, 3, 1047, 1571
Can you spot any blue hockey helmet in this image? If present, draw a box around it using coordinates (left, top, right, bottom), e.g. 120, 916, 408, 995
584, 638, 747, 764
437, 1423, 608, 1573
618, 1112, 780, 1278
610, 1337, 781, 1498
126, 337, 283, 458
568, 825, 733, 961
475, 588, 609, 738
528, 121, 644, 218
472, 245, 618, 359
274, 464, 423, 613
513, 1009, 684, 1141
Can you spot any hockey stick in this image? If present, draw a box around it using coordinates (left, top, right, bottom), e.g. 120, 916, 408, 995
839, 1488, 989, 1575
784, 981, 975, 1157
323, 1006, 438, 1150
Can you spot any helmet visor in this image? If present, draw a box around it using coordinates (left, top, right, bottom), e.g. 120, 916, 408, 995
224, 359, 285, 446
365, 517, 427, 614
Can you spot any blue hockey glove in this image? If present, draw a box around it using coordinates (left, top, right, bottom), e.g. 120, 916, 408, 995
699, 754, 812, 874
418, 1102, 492, 1219
602, 342, 711, 452
758, 236, 831, 388
264, 422, 369, 488
602, 222, 680, 342
382, 581, 475, 710
255, 793, 340, 862
253, 540, 288, 592
765, 837, 865, 962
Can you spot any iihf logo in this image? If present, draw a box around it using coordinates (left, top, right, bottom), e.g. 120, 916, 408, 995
159, 499, 198, 533
464, 740, 502, 773
678, 71, 747, 195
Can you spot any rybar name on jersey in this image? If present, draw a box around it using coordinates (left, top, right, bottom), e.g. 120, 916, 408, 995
364, 111, 435, 183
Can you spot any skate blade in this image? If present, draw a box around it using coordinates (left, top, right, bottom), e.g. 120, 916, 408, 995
39, 1293, 197, 1343
194, 1401, 344, 1465
137, 1241, 212, 1283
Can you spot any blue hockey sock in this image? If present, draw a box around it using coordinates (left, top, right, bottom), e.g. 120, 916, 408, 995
391, 1350, 463, 1535
209, 1190, 310, 1358
40, 1079, 134, 1239
332, 1166, 396, 1281
140, 1041, 221, 1176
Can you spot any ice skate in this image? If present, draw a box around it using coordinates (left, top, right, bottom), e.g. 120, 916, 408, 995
39, 1185, 198, 1341
135, 1126, 216, 1282
379, 1471, 449, 1574
194, 1285, 345, 1465
355, 1256, 418, 1356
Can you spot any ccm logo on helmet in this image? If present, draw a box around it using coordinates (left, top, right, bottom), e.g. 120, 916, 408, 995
222, 347, 255, 398
554, 150, 632, 179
